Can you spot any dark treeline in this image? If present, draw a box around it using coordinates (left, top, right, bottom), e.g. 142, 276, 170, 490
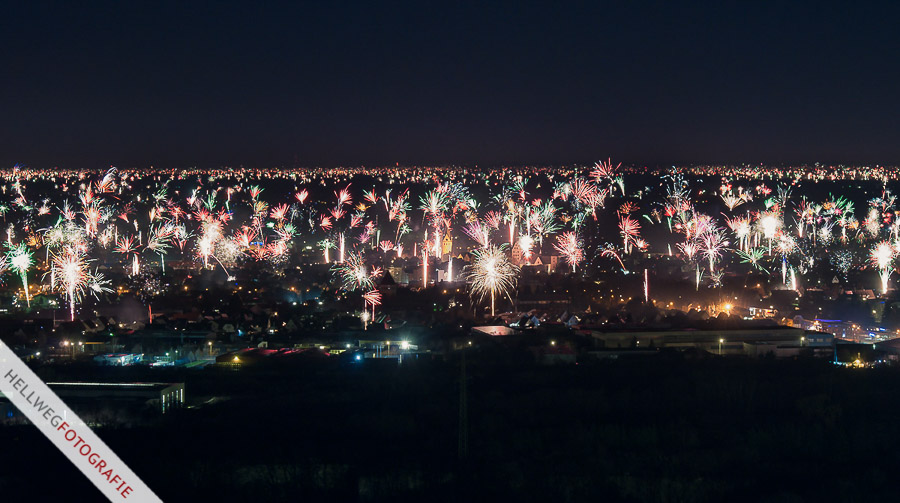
2, 356, 899, 502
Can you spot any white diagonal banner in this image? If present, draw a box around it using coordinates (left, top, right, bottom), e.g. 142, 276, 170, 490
0, 340, 163, 502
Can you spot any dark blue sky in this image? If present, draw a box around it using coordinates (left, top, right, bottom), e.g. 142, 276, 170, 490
2, 1, 900, 169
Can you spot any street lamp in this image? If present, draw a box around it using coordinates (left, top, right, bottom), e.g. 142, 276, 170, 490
719, 338, 724, 356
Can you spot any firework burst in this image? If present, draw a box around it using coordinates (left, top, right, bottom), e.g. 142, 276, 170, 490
554, 231, 583, 273
6, 243, 31, 307
464, 245, 519, 317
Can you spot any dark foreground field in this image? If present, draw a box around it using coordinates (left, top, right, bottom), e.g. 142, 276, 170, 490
2, 355, 899, 502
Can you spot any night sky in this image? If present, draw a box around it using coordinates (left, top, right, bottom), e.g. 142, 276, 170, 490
2, 1, 900, 169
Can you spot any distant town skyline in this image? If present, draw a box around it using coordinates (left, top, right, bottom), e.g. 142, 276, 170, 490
3, 2, 900, 169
